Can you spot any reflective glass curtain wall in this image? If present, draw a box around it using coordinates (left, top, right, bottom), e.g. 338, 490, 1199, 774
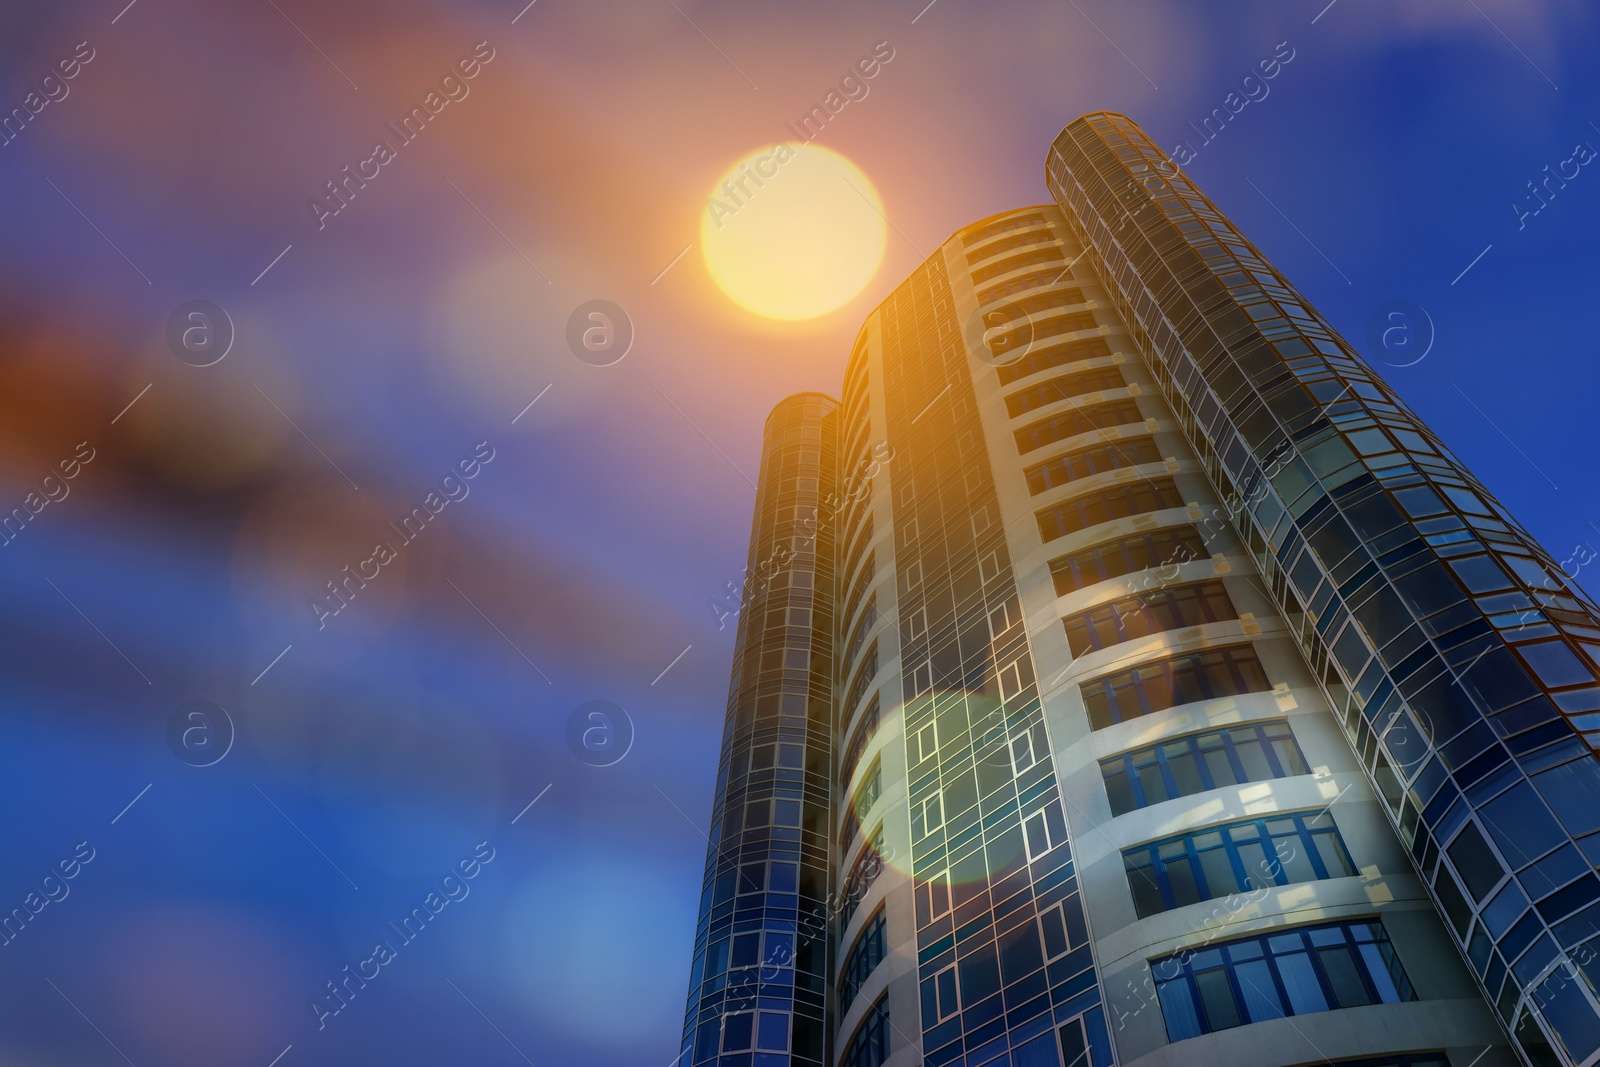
1047, 111, 1600, 1067
872, 253, 1115, 1067
680, 394, 840, 1067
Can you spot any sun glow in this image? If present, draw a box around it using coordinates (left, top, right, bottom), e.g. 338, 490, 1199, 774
701, 144, 887, 321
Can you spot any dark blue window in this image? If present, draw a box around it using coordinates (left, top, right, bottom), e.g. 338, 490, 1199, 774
841, 993, 890, 1067
1152, 920, 1414, 1040
1124, 812, 1355, 917
1101, 720, 1308, 815
1080, 645, 1271, 729
1025, 434, 1159, 494
1007, 365, 1127, 419
839, 695, 881, 787
839, 910, 887, 1014
1050, 526, 1208, 596
1036, 477, 1183, 541
843, 642, 878, 720
840, 827, 886, 932
1063, 579, 1236, 656
839, 757, 883, 849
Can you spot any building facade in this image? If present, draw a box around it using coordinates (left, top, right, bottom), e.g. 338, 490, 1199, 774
680, 112, 1600, 1067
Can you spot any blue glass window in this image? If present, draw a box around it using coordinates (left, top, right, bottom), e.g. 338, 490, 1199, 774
1050, 526, 1208, 595
839, 695, 881, 788
995, 336, 1113, 386
1037, 478, 1185, 542
1080, 646, 1271, 729
840, 993, 890, 1067
843, 642, 878, 719
1101, 720, 1308, 815
1026, 435, 1161, 494
1124, 811, 1355, 917
840, 826, 886, 932
1063, 579, 1236, 656
845, 594, 877, 667
1006, 365, 1126, 418
1016, 398, 1144, 455
839, 757, 883, 849
840, 910, 887, 1015
1152, 920, 1414, 1039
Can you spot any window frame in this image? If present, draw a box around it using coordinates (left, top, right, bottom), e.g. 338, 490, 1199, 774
1049, 525, 1209, 596
1123, 810, 1356, 917
1151, 919, 1414, 1039
1099, 719, 1309, 815
1063, 578, 1237, 657
1080, 645, 1271, 729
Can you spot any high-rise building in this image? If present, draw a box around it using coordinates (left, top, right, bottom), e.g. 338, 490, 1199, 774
678, 112, 1600, 1067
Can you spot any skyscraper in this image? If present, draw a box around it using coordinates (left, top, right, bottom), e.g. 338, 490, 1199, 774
679, 112, 1600, 1067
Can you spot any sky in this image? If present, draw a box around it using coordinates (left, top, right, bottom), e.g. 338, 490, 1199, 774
0, 1, 1598, 1064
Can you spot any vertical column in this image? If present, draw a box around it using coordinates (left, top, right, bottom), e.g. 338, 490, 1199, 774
680, 394, 840, 1067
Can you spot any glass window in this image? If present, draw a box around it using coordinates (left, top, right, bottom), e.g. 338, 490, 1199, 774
1123, 811, 1355, 917
839, 758, 883, 845
840, 994, 890, 1067
1016, 398, 1145, 455
1081, 646, 1271, 729
1026, 435, 1161, 494
1064, 579, 1236, 656
933, 965, 959, 1021
1114, 526, 1199, 592
1039, 900, 1074, 960
839, 910, 887, 1015
756, 1012, 789, 1051
1038, 479, 1186, 544
721, 1011, 753, 1051
1007, 366, 1128, 418
1152, 920, 1414, 1038
970, 245, 1066, 286
840, 695, 881, 787
995, 337, 1113, 387
840, 826, 886, 931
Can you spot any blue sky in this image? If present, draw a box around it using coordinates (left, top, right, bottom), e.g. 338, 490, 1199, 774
0, 1, 1597, 1064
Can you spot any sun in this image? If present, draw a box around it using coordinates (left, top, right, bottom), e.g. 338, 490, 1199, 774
701, 144, 888, 321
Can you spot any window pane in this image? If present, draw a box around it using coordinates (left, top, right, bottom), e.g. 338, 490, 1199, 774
936, 968, 958, 1016
1235, 740, 1272, 782
723, 1013, 753, 1050
757, 1012, 788, 1051
1234, 840, 1271, 889
1144, 670, 1178, 712
1317, 946, 1372, 1008
1199, 846, 1240, 898
1358, 942, 1404, 1003
1128, 857, 1165, 917
1167, 750, 1203, 795
1157, 978, 1203, 1041
1277, 839, 1318, 884
1204, 746, 1238, 786
1233, 959, 1284, 1023
1084, 688, 1113, 729
1194, 969, 1242, 1031
1175, 662, 1207, 704
1041, 907, 1069, 958
1163, 853, 1203, 908
1138, 762, 1169, 806
1275, 951, 1328, 1015
1104, 768, 1136, 816
1314, 833, 1355, 878
1272, 738, 1308, 775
